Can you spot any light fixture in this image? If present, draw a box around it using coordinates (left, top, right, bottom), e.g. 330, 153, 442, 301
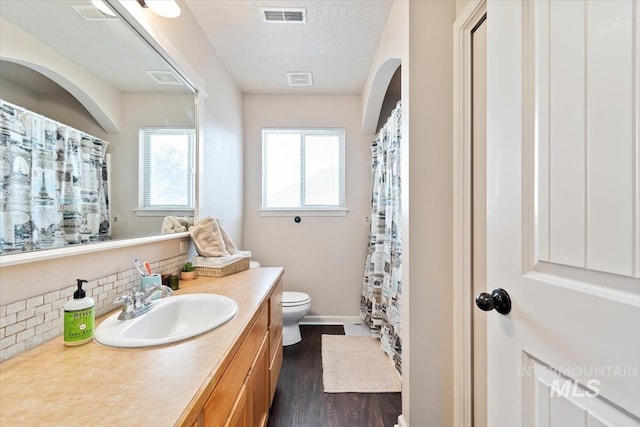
91, 0, 117, 17
136, 0, 181, 19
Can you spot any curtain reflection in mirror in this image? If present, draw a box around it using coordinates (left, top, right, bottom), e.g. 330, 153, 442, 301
0, 100, 110, 254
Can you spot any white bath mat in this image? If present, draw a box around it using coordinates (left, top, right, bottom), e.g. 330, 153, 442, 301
321, 334, 401, 393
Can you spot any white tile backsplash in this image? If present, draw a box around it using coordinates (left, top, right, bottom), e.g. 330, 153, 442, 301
0, 253, 188, 362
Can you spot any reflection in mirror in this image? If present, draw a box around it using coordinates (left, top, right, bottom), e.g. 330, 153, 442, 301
0, 0, 196, 256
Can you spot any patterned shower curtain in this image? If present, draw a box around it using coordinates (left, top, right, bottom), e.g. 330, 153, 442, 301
360, 101, 402, 374
0, 100, 110, 254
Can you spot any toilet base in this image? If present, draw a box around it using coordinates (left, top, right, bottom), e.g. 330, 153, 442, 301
283, 323, 302, 346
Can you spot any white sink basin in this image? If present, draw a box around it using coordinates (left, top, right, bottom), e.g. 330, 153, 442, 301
95, 293, 237, 348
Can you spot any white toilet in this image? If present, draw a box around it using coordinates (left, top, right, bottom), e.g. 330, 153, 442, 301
282, 291, 311, 346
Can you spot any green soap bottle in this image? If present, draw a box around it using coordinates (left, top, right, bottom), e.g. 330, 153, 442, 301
63, 279, 95, 346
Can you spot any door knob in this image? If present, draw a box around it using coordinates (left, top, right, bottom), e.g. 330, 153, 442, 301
475, 288, 511, 315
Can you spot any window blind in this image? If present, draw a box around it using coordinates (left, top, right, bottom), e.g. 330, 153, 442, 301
262, 128, 345, 209
139, 127, 195, 209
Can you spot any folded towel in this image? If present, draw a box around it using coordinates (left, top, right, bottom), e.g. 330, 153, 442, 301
216, 217, 238, 255
189, 217, 229, 257
161, 216, 194, 234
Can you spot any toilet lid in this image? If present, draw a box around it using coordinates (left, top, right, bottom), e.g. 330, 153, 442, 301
283, 291, 311, 306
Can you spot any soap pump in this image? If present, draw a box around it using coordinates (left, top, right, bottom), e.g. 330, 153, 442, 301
63, 279, 95, 346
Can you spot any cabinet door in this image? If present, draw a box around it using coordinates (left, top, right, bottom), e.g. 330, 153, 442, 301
224, 384, 247, 427
203, 307, 268, 426
269, 332, 283, 405
246, 334, 270, 427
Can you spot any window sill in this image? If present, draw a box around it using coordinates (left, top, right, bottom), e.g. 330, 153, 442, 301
258, 208, 349, 217
134, 209, 195, 217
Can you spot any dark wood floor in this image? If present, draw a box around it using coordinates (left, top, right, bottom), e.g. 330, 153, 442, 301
267, 325, 402, 427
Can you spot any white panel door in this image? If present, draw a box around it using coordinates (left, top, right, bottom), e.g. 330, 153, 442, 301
485, 1, 640, 426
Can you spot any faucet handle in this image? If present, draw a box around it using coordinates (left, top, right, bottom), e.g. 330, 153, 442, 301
113, 293, 135, 319
133, 290, 148, 310
113, 293, 134, 306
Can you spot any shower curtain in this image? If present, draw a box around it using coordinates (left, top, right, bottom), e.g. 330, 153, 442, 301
0, 99, 110, 254
360, 101, 402, 373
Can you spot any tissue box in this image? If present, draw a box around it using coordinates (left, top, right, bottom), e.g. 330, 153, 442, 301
191, 252, 251, 278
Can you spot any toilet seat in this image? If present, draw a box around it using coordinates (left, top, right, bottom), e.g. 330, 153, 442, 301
283, 291, 311, 307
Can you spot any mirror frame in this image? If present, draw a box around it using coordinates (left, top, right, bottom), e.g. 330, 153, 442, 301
0, 0, 202, 267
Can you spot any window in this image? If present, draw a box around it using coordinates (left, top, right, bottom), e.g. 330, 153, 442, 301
139, 128, 195, 213
262, 128, 345, 213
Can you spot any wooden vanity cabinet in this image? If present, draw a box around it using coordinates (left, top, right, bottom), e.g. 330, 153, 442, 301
197, 279, 283, 427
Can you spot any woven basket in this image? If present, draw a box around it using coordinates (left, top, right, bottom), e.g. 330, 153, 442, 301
193, 257, 250, 278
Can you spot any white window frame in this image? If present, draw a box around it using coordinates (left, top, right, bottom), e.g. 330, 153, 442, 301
260, 128, 348, 217
137, 127, 195, 217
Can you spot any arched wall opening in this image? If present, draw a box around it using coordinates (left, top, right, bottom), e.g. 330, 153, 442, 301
1, 58, 119, 134
376, 66, 401, 132
361, 57, 401, 135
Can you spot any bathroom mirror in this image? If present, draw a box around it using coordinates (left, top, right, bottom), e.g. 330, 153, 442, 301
0, 0, 196, 257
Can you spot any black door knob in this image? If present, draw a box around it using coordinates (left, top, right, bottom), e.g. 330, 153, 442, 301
475, 288, 511, 315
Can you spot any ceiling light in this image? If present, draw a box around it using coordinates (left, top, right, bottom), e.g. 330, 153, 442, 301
91, 0, 117, 17
72, 4, 118, 20
136, 0, 181, 19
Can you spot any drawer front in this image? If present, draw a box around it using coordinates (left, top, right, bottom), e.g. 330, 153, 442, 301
269, 332, 283, 406
203, 307, 268, 427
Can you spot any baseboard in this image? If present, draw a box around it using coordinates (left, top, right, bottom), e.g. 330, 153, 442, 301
398, 414, 408, 427
300, 315, 361, 325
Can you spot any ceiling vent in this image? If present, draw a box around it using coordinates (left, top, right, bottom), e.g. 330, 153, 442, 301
286, 72, 313, 87
146, 70, 183, 86
262, 7, 306, 23
71, 5, 118, 21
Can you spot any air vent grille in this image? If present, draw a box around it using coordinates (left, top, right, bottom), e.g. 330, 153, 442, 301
262, 7, 306, 23
146, 70, 183, 86
71, 4, 118, 21
286, 72, 313, 87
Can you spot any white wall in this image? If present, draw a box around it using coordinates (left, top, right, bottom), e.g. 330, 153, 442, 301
243, 94, 373, 317
406, 1, 456, 426
361, 1, 457, 425
457, 0, 470, 16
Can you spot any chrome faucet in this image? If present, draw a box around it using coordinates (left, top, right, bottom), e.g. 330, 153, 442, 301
113, 284, 173, 320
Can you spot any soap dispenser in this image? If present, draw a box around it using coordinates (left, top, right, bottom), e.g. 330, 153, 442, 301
63, 279, 95, 346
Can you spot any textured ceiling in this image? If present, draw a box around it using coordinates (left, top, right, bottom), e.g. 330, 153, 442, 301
1, 1, 392, 96
184, 0, 393, 94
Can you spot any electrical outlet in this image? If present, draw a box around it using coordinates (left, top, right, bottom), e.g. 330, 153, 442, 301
180, 240, 190, 255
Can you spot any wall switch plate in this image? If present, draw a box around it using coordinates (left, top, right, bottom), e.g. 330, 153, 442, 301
180, 241, 190, 255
